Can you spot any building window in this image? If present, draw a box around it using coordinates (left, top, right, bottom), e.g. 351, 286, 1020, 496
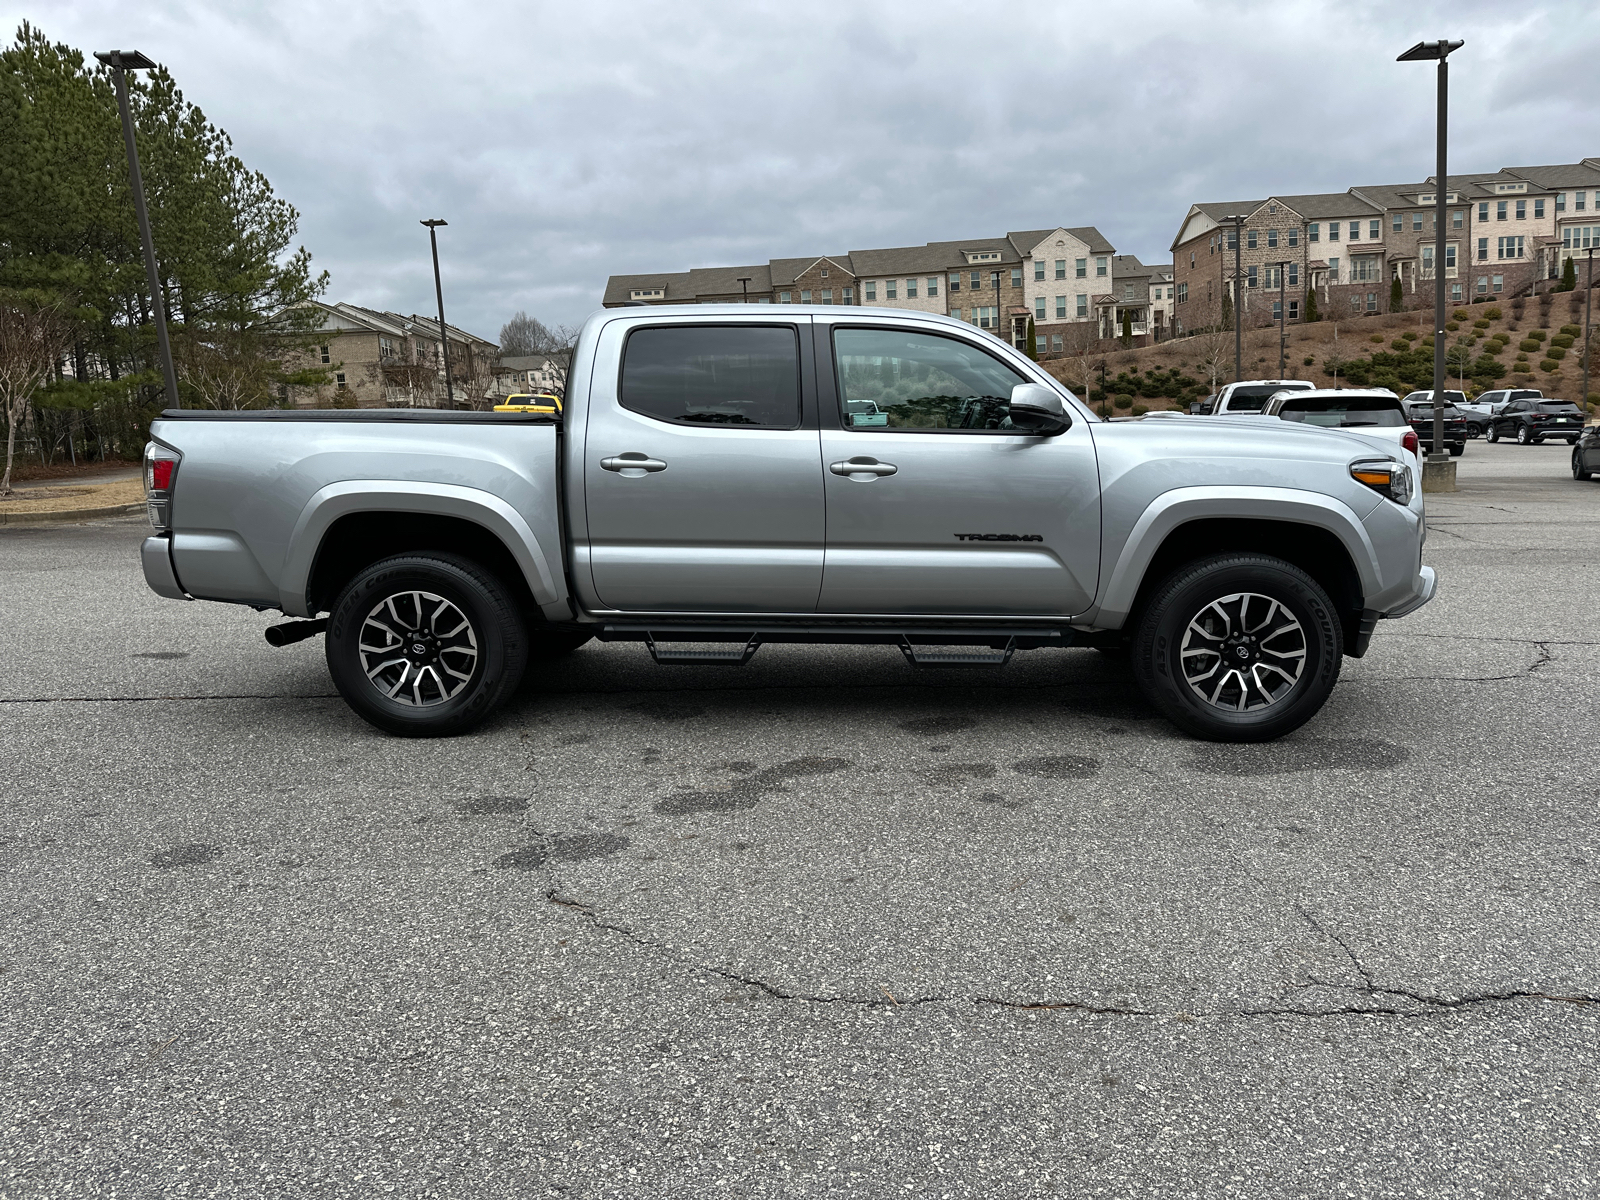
1328, 223, 1340, 241
1096, 256, 1108, 277
1287, 263, 1299, 286
1556, 192, 1568, 213
1368, 220, 1379, 240
1076, 294, 1088, 317
949, 273, 961, 292
1476, 275, 1488, 295
1497, 236, 1525, 259
1034, 260, 1045, 280
319, 345, 330, 364
841, 287, 853, 304
820, 268, 828, 279
1051, 334, 1063, 353
927, 277, 938, 297
1535, 198, 1545, 219
1451, 282, 1463, 302
1247, 265, 1258, 288
864, 281, 876, 301
1247, 229, 1258, 249
1410, 212, 1421, 232
1056, 259, 1067, 279
1288, 227, 1299, 247
970, 271, 981, 290
1269, 228, 1281, 248
1350, 294, 1362, 311
1515, 199, 1526, 220
1011, 267, 1022, 288
335, 372, 346, 388
885, 281, 896, 300
822, 290, 834, 305
1308, 223, 1320, 242
1393, 213, 1403, 233
801, 289, 812, 302
779, 292, 791, 303
1288, 299, 1299, 320
1034, 296, 1045, 320
1226, 230, 1238, 250
1055, 295, 1067, 319
1191, 250, 1197, 265
1479, 202, 1489, 221
1272, 301, 1282, 321
1452, 209, 1463, 229
1477, 237, 1488, 261
1496, 201, 1507, 221
1445, 244, 1457, 272
1579, 191, 1590, 211
1492, 274, 1503, 293
1176, 282, 1188, 303
1366, 292, 1378, 312
975, 306, 997, 330
905, 279, 917, 298
1327, 257, 1339, 282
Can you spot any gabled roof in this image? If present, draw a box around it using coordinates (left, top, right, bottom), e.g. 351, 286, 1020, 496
1005, 226, 1116, 256
601, 271, 694, 305
769, 256, 854, 286
1110, 254, 1154, 281
1503, 162, 1600, 189
683, 264, 774, 296
1271, 192, 1382, 220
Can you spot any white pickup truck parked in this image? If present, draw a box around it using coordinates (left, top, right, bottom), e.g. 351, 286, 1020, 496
140, 306, 1434, 743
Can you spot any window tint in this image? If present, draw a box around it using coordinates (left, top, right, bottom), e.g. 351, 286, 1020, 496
1538, 401, 1581, 411
832, 328, 1027, 433
1278, 396, 1406, 428
620, 325, 800, 427
1226, 384, 1304, 412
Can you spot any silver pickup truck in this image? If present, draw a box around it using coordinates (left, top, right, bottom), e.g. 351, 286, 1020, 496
140, 305, 1434, 742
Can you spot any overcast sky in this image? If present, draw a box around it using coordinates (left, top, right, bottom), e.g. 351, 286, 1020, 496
15, 0, 1600, 340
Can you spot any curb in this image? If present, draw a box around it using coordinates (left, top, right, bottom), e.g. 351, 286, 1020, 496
0, 504, 145, 527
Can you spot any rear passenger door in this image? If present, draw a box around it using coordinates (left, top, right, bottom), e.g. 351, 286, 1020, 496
581, 318, 825, 613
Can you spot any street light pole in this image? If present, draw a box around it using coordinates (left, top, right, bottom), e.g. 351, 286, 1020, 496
737, 276, 751, 303
94, 50, 179, 410
1399, 38, 1464, 490
1275, 260, 1288, 376
992, 270, 1003, 342
1225, 214, 1246, 383
420, 219, 454, 409
1583, 247, 1595, 418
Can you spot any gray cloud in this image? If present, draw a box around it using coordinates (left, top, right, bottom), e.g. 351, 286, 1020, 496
17, 0, 1598, 339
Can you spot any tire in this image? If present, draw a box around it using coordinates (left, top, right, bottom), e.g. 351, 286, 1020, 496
325, 553, 528, 737
1487, 424, 1500, 443
1466, 423, 1484, 439
1575, 449, 1593, 481
1567, 438, 1580, 446
1448, 443, 1464, 457
1131, 554, 1342, 743
1516, 425, 1531, 445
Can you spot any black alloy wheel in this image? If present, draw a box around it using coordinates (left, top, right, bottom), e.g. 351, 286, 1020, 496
326, 553, 528, 737
1131, 553, 1341, 743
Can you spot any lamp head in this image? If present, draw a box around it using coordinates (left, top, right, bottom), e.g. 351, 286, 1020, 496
1397, 39, 1464, 62
420, 219, 448, 229
94, 50, 158, 70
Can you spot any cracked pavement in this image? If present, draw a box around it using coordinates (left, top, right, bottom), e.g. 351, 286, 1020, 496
2, 441, 1598, 1197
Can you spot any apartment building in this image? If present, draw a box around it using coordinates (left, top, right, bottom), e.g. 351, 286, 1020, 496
602, 225, 1116, 353
1170, 158, 1600, 333
1102, 255, 1175, 340
286, 301, 498, 409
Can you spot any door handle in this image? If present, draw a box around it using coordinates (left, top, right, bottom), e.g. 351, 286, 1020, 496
829, 457, 898, 479
601, 453, 668, 475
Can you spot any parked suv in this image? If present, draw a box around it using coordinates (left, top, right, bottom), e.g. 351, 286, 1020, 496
1263, 389, 1418, 461
1404, 402, 1467, 456
1470, 388, 1542, 424
1400, 389, 1476, 435
1574, 422, 1600, 481
1488, 398, 1585, 445
1193, 379, 1315, 416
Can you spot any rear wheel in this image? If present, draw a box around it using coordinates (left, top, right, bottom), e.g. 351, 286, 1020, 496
1466, 422, 1484, 439
326, 553, 528, 737
1487, 424, 1500, 443
1131, 554, 1341, 742
1516, 425, 1532, 445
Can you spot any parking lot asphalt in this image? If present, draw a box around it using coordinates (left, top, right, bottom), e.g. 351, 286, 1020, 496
2, 439, 1597, 1198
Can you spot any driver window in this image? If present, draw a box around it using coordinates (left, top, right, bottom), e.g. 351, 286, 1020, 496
832, 328, 1027, 433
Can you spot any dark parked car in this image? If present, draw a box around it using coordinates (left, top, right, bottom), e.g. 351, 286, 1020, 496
1487, 399, 1585, 445
1572, 424, 1600, 481
1404, 403, 1467, 457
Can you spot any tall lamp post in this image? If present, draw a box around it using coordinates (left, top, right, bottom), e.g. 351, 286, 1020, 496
94, 49, 179, 410
1224, 214, 1246, 383
1582, 247, 1595, 418
737, 276, 751, 303
1398, 38, 1464, 492
420, 219, 454, 409
991, 271, 1003, 342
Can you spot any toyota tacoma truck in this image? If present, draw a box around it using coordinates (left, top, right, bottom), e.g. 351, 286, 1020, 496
140, 305, 1435, 742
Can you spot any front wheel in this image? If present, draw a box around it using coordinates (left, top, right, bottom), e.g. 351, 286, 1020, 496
1487, 424, 1500, 443
1131, 554, 1341, 742
1575, 449, 1594, 481
1449, 443, 1464, 457
325, 553, 528, 737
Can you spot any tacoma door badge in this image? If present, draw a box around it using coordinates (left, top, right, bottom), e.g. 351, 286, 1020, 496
955, 533, 1044, 542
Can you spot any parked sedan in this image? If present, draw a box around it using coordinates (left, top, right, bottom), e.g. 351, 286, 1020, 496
1487, 399, 1585, 445
1405, 403, 1467, 457
1574, 423, 1600, 481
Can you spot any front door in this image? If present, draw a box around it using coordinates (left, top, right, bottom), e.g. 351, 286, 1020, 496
583, 320, 824, 612
816, 323, 1100, 616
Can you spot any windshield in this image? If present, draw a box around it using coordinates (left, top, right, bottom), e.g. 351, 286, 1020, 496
1227, 383, 1309, 412
1278, 396, 1406, 428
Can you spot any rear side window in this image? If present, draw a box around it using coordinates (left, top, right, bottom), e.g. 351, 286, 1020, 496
1538, 401, 1580, 411
620, 325, 801, 427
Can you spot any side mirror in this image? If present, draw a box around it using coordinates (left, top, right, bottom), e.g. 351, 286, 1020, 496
1009, 383, 1071, 435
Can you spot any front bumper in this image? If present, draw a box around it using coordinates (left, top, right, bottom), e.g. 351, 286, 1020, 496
1382, 565, 1436, 620
141, 535, 189, 601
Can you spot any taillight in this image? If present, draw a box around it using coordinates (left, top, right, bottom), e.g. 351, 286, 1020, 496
143, 442, 180, 531
1402, 429, 1419, 456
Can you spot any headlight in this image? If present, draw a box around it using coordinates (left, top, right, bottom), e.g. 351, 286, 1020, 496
1350, 460, 1412, 505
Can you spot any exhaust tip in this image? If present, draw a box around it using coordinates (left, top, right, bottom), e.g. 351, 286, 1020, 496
265, 618, 328, 647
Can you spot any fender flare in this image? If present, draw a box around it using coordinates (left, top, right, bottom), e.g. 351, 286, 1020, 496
279, 481, 566, 619
1091, 486, 1382, 627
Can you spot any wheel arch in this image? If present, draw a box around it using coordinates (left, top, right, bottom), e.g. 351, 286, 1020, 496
281, 482, 568, 620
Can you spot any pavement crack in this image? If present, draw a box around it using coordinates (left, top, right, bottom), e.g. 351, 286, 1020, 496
1296, 904, 1374, 989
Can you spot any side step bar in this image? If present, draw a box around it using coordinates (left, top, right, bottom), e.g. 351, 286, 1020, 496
644, 633, 761, 666
899, 636, 1015, 668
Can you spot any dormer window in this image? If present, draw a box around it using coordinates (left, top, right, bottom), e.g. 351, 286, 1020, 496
629, 287, 665, 301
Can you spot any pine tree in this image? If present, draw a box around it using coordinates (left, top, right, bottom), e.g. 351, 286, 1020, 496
1390, 277, 1403, 312
1560, 256, 1577, 293
1120, 310, 1133, 346
1025, 317, 1037, 360
1303, 288, 1320, 323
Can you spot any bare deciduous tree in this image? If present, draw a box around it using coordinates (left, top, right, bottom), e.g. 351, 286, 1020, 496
1193, 325, 1231, 394
1, 294, 75, 494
